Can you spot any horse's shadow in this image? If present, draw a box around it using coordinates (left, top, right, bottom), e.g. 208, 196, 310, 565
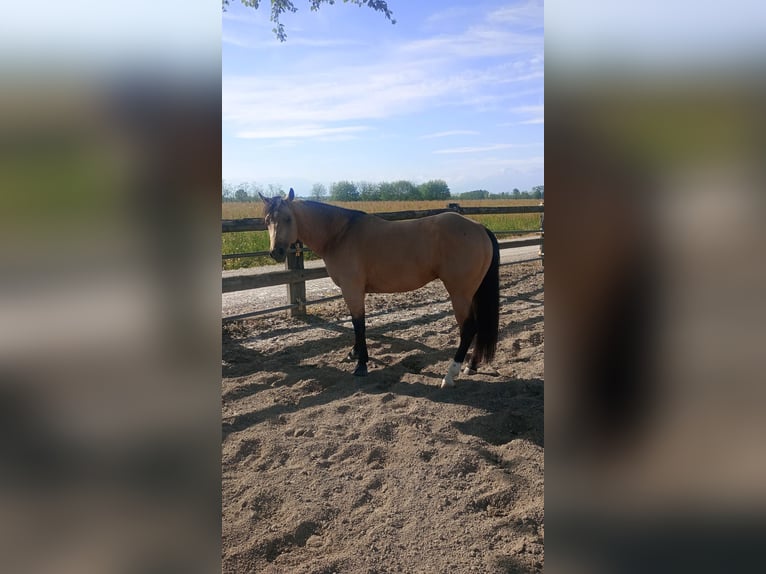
223, 271, 545, 444
361, 356, 544, 448
222, 310, 543, 448
222, 305, 456, 381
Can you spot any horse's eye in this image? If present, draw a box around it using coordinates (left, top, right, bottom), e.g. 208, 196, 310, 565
284, 216, 292, 224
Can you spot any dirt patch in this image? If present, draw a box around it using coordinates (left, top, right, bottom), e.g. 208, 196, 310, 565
222, 262, 544, 573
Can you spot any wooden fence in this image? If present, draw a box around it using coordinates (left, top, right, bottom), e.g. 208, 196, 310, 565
222, 203, 543, 320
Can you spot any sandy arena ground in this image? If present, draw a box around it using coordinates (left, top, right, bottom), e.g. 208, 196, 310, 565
222, 261, 543, 573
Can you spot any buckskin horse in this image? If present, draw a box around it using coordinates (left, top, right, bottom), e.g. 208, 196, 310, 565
260, 188, 499, 388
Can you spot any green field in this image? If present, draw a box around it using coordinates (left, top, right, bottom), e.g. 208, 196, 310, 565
222, 199, 542, 270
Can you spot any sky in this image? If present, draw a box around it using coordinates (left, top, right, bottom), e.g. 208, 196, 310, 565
222, 0, 544, 196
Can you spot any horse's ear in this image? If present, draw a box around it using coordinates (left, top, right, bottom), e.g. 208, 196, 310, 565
258, 192, 268, 203
287, 188, 295, 202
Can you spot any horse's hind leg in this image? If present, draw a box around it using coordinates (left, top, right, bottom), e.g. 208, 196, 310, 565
441, 295, 476, 388
464, 353, 480, 375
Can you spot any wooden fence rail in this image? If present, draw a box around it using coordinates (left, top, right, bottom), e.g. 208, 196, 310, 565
222, 203, 543, 318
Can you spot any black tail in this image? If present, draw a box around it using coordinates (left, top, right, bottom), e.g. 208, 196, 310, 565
472, 228, 500, 364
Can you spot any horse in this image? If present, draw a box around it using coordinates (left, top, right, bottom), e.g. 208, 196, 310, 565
259, 188, 500, 388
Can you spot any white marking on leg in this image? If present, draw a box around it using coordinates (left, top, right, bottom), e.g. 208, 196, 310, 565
441, 360, 462, 389
463, 366, 477, 375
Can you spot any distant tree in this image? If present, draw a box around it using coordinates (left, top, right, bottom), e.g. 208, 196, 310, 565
531, 185, 544, 199
223, 0, 395, 42
377, 181, 396, 201
245, 182, 264, 199
512, 188, 521, 198
310, 183, 327, 201
234, 188, 250, 202
331, 180, 359, 201
459, 189, 490, 200
267, 183, 285, 197
223, 180, 234, 202
389, 180, 418, 200
358, 181, 381, 201
418, 179, 451, 200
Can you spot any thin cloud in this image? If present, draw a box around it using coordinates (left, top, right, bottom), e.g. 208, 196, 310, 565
224, 60, 541, 132
455, 155, 545, 174
236, 125, 370, 140
257, 140, 300, 149
317, 133, 364, 142
400, 27, 541, 61
424, 4, 475, 27
501, 104, 544, 125
512, 104, 544, 115
488, 1, 544, 25
403, 2, 542, 61
223, 32, 361, 50
285, 37, 366, 48
222, 33, 252, 48
420, 130, 480, 139
433, 143, 529, 154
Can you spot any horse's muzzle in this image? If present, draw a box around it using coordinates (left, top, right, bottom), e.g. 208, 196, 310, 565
270, 246, 286, 262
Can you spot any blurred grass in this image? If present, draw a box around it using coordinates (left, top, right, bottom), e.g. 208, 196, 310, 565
221, 199, 543, 270
222, 231, 272, 269
0, 113, 124, 245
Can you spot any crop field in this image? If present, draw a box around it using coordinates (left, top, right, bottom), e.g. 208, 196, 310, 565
222, 199, 542, 270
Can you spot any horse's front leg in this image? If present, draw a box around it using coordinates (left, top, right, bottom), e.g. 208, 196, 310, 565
342, 288, 368, 376
351, 315, 368, 376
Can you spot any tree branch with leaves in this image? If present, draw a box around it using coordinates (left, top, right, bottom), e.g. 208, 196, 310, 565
222, 0, 395, 42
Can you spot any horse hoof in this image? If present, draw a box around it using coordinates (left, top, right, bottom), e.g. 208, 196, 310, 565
353, 364, 368, 377
463, 367, 477, 376
347, 350, 358, 361
440, 377, 455, 389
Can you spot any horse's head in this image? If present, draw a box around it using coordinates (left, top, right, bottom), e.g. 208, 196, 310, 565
259, 187, 298, 263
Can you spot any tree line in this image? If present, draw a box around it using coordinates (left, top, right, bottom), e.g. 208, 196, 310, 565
456, 186, 544, 200
322, 179, 452, 201
222, 182, 285, 203
223, 180, 543, 202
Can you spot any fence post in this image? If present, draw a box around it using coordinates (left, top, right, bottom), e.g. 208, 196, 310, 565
286, 241, 306, 316
539, 205, 544, 267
